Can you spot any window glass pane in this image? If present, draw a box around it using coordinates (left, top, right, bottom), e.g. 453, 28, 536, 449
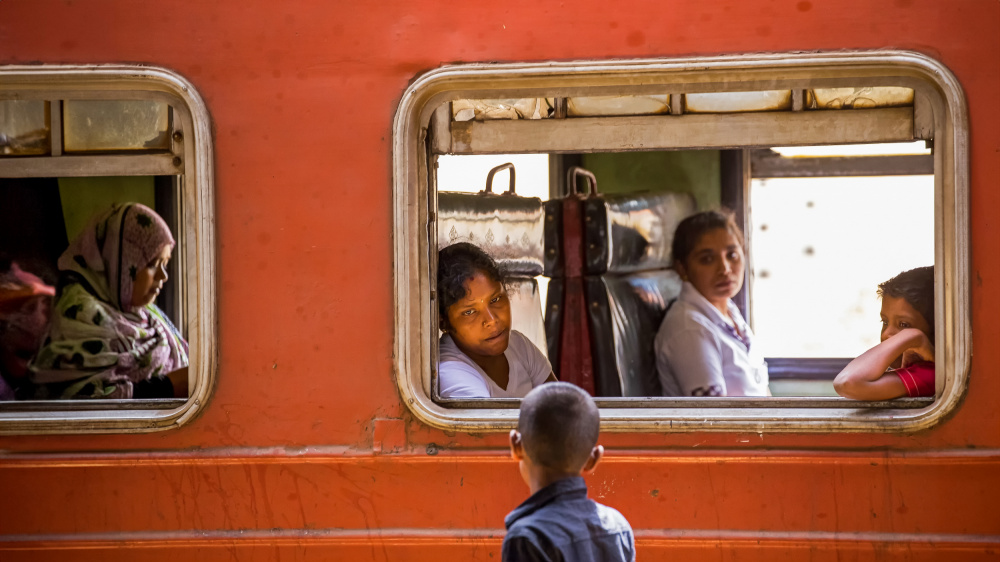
750, 174, 934, 358
0, 100, 49, 156
567, 95, 670, 116
436, 153, 550, 318
772, 141, 930, 157
809, 87, 914, 109
685, 90, 791, 113
437, 154, 549, 199
63, 100, 170, 152
452, 99, 551, 121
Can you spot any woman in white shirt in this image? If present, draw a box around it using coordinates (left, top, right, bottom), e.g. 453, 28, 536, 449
654, 210, 769, 397
438, 243, 556, 398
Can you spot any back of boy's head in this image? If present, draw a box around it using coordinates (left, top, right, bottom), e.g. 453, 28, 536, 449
878, 265, 935, 337
518, 382, 599, 474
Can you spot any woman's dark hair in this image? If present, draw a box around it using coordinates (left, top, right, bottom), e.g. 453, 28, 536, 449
437, 242, 507, 329
878, 266, 935, 338
671, 209, 744, 268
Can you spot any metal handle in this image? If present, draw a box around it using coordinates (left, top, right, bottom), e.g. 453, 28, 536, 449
567, 166, 598, 196
484, 162, 516, 195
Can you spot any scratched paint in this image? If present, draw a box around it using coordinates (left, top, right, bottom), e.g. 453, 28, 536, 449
0, 0, 999, 560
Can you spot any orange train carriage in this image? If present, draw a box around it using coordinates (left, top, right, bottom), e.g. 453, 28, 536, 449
1, 1, 998, 560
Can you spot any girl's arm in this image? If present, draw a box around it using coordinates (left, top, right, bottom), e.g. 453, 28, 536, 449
833, 328, 933, 400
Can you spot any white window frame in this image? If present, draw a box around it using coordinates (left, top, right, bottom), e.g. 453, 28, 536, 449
393, 51, 969, 433
0, 65, 216, 434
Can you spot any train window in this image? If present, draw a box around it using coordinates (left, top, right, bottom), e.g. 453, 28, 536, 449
393, 51, 969, 432
749, 142, 935, 397
0, 65, 215, 434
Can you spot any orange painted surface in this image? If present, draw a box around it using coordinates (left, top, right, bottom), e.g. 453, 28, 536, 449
1, 0, 999, 559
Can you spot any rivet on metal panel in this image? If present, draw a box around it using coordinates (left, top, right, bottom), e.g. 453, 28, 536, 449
172, 131, 183, 142
172, 156, 182, 167
426, 443, 439, 455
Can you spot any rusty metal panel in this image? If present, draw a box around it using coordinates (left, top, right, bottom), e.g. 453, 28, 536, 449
0, 0, 996, 559
1, 453, 999, 559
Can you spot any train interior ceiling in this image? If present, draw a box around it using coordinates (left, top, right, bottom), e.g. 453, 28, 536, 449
432, 91, 935, 400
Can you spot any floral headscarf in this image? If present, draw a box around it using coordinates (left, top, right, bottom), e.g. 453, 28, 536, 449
30, 203, 188, 399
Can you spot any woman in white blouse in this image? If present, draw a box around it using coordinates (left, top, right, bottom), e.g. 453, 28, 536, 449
654, 210, 769, 397
437, 243, 556, 399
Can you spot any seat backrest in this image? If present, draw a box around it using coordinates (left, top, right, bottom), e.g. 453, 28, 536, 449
438, 191, 545, 277
586, 270, 683, 396
583, 191, 694, 396
540, 189, 689, 396
437, 189, 547, 356
583, 191, 695, 276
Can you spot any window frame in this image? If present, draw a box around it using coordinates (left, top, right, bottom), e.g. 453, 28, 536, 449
393, 50, 968, 433
0, 65, 216, 434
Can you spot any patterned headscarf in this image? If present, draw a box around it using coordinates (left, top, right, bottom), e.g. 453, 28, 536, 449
30, 203, 188, 399
60, 203, 176, 311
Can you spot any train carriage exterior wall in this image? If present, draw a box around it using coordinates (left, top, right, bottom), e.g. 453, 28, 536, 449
1, 1, 998, 560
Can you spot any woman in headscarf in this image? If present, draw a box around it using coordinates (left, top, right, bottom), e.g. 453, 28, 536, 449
30, 203, 188, 399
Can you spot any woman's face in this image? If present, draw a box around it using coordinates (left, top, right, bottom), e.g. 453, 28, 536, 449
131, 245, 172, 308
444, 270, 512, 360
678, 227, 745, 309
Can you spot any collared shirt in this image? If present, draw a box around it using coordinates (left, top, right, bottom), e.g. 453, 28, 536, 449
654, 281, 769, 397
439, 330, 551, 398
502, 477, 635, 562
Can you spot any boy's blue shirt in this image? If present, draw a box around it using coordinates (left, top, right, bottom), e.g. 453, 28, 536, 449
502, 476, 636, 562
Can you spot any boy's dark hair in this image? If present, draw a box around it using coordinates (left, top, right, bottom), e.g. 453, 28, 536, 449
671, 209, 744, 268
437, 242, 507, 330
518, 382, 599, 473
878, 265, 935, 338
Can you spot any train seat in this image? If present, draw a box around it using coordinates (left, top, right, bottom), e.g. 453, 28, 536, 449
437, 184, 548, 356
546, 189, 695, 396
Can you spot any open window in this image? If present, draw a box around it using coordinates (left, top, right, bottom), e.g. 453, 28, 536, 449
394, 51, 969, 432
747, 141, 935, 396
0, 65, 215, 434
